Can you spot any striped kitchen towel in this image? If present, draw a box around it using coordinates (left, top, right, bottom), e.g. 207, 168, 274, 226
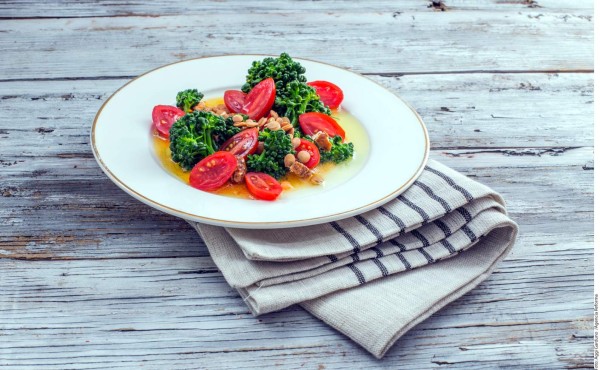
190, 159, 518, 358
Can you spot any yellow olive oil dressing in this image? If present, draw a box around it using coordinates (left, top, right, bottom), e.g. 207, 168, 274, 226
152, 98, 369, 199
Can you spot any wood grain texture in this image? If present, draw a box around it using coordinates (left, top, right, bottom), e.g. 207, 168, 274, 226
0, 0, 593, 368
0, 0, 594, 19
0, 4, 593, 80
0, 146, 593, 259
0, 233, 593, 369
0, 73, 592, 260
0, 72, 592, 157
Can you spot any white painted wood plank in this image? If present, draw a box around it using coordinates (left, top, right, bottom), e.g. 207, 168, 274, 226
372, 72, 593, 148
0, 1, 593, 367
0, 233, 592, 369
0, 73, 592, 260
0, 8, 592, 80
0, 0, 594, 18
0, 147, 593, 259
0, 73, 592, 154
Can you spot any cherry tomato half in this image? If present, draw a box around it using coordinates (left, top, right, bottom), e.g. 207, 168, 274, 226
295, 139, 320, 169
189, 151, 238, 192
299, 112, 346, 140
242, 78, 276, 120
219, 128, 258, 159
152, 105, 185, 138
245, 172, 282, 201
224, 90, 246, 113
307, 80, 344, 109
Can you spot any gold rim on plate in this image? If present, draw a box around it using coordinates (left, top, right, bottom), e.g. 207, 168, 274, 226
90, 55, 430, 227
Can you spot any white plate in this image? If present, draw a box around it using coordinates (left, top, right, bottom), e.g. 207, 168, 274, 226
91, 55, 429, 229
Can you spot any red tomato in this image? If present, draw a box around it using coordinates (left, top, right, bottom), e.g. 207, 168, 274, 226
307, 80, 344, 109
299, 112, 346, 140
152, 105, 185, 138
245, 172, 282, 201
295, 139, 320, 169
224, 90, 246, 113
219, 128, 258, 159
242, 78, 276, 120
189, 151, 237, 192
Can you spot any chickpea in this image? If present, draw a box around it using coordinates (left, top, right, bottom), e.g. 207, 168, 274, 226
297, 150, 311, 164
266, 121, 281, 131
284, 153, 296, 168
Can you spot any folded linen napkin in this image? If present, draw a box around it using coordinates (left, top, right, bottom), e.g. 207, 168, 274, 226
190, 159, 518, 358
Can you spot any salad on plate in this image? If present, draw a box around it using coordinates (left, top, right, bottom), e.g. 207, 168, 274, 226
151, 53, 355, 201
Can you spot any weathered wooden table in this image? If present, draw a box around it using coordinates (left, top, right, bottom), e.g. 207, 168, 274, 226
0, 1, 593, 368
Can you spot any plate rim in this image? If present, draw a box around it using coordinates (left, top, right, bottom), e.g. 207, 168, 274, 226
90, 54, 430, 228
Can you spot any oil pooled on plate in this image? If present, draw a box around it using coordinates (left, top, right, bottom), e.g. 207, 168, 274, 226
152, 97, 369, 200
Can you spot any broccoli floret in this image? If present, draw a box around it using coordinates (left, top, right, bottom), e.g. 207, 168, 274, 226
169, 111, 240, 171
216, 114, 247, 147
275, 80, 331, 128
320, 135, 354, 164
241, 53, 331, 129
176, 89, 204, 112
242, 53, 307, 93
246, 129, 294, 179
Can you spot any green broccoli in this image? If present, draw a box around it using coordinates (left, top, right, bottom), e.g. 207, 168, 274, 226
241, 53, 332, 130
176, 89, 204, 112
169, 111, 240, 171
275, 80, 331, 128
246, 129, 294, 179
319, 135, 354, 164
219, 114, 247, 147
242, 53, 307, 93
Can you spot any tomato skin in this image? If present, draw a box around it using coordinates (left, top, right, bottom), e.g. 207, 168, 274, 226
219, 128, 258, 159
152, 105, 185, 138
242, 78, 276, 120
224, 90, 246, 113
295, 139, 320, 169
245, 172, 282, 201
299, 112, 346, 140
307, 80, 344, 109
189, 151, 238, 192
